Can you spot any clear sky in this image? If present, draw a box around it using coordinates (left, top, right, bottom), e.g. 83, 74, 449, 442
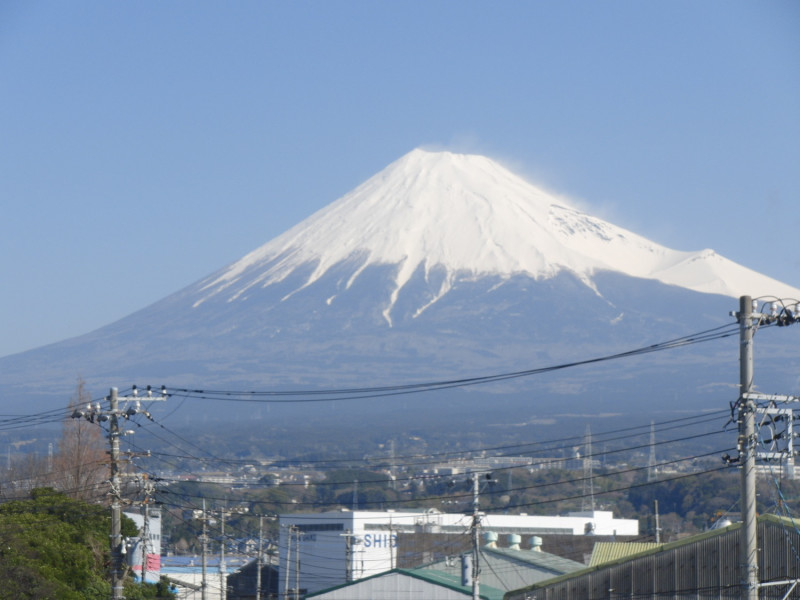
1, 1, 798, 358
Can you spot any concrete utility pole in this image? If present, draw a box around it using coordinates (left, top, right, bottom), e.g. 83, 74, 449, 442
201, 501, 209, 600
220, 511, 228, 600
581, 425, 595, 511
109, 388, 124, 600
343, 529, 351, 583
732, 296, 800, 600
294, 529, 300, 600
284, 526, 293, 600
256, 516, 263, 600
737, 296, 759, 600
470, 474, 482, 600
71, 385, 167, 600
647, 421, 657, 483
653, 500, 661, 544
140, 499, 149, 583
136, 474, 156, 586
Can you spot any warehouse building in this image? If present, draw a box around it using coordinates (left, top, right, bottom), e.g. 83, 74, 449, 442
506, 514, 800, 600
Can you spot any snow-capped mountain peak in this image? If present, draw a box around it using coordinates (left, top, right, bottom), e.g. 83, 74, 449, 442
194, 148, 799, 321
4, 148, 799, 414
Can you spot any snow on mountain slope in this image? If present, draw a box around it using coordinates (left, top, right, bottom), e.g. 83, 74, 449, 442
194, 149, 799, 322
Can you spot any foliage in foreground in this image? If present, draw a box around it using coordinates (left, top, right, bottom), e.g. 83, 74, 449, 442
0, 488, 173, 600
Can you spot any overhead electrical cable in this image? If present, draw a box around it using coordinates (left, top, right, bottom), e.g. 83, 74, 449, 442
153, 446, 734, 511
146, 426, 730, 489
135, 408, 728, 481
503, 464, 733, 512
164, 323, 739, 403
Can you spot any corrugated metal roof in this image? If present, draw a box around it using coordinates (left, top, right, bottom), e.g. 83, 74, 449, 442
588, 542, 661, 566
505, 515, 800, 600
305, 568, 506, 600
406, 568, 506, 600
484, 546, 586, 573
415, 547, 586, 595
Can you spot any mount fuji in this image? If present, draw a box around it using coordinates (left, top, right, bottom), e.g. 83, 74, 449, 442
3, 149, 798, 425
195, 149, 796, 317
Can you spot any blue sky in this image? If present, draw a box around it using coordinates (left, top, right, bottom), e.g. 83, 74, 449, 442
2, 1, 798, 358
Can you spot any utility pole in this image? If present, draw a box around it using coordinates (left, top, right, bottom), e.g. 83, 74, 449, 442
256, 516, 263, 600
732, 296, 800, 600
140, 498, 149, 583
653, 500, 661, 544
341, 527, 367, 583
647, 421, 657, 482
201, 500, 209, 600
294, 529, 300, 600
470, 473, 482, 600
266, 547, 273, 600
736, 296, 759, 600
389, 517, 394, 571
72, 385, 167, 600
137, 473, 156, 585
284, 526, 292, 600
343, 529, 353, 583
389, 439, 397, 491
220, 511, 228, 600
581, 425, 595, 511
109, 388, 124, 600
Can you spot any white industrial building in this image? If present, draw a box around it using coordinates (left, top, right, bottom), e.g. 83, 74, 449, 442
278, 509, 637, 596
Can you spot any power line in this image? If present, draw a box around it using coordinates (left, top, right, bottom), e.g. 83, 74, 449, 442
139, 408, 727, 472
165, 323, 739, 403
153, 445, 735, 512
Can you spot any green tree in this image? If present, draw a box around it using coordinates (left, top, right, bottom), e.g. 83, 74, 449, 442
0, 488, 173, 600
